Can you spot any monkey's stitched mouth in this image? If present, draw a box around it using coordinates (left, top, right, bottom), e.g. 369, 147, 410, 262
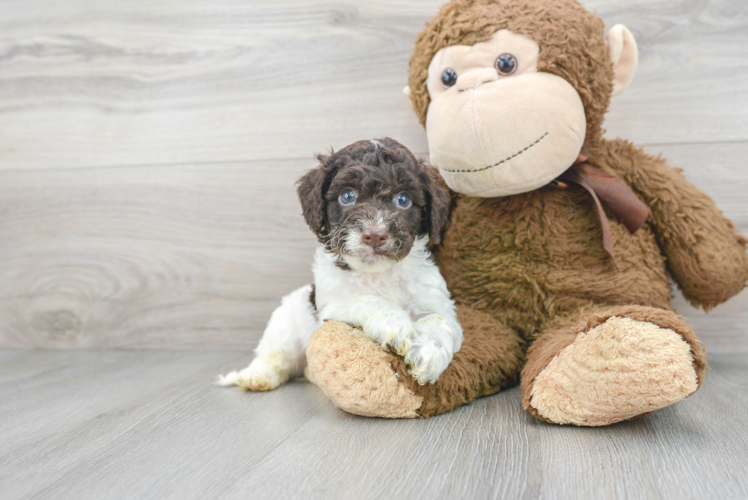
441, 132, 549, 173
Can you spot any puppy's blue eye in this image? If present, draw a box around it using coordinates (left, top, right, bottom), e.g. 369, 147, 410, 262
395, 193, 412, 209
339, 189, 357, 205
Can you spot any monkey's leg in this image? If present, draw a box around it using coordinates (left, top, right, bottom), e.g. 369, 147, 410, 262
306, 305, 526, 418
522, 305, 708, 426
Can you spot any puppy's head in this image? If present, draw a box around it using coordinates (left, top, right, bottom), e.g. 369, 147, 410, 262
297, 137, 451, 272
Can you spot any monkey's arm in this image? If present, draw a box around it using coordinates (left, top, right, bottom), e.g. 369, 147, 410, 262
597, 138, 748, 310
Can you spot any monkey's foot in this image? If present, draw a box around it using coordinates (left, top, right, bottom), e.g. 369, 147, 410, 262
524, 306, 707, 426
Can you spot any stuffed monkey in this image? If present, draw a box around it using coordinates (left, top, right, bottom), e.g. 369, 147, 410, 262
305, 0, 748, 425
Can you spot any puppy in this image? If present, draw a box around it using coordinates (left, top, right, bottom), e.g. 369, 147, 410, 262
219, 138, 461, 390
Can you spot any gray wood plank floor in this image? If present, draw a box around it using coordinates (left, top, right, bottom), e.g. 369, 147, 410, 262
1, 0, 747, 351
1, 350, 746, 499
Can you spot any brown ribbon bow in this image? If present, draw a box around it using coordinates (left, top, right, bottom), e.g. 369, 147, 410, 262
551, 150, 650, 264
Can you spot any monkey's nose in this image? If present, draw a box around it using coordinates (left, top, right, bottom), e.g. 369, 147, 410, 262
455, 68, 499, 91
362, 226, 388, 248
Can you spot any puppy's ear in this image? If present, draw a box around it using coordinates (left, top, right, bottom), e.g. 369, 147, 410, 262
418, 163, 451, 246
297, 154, 331, 236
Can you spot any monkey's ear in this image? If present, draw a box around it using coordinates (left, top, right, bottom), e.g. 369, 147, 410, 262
606, 24, 638, 97
296, 155, 330, 236
418, 163, 451, 246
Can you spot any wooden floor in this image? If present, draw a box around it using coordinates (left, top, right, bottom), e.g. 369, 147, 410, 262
1, 350, 746, 499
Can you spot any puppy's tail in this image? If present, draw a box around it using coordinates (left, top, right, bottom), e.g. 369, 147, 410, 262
216, 371, 240, 386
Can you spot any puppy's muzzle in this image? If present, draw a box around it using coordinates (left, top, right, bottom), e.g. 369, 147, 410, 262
362, 225, 388, 249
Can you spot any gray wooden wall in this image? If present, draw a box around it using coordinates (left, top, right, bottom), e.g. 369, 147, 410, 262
1, 0, 746, 351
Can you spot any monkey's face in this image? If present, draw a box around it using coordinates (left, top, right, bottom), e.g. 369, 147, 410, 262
424, 29, 586, 198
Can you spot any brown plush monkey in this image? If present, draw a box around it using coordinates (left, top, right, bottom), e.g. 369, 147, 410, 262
305, 0, 748, 425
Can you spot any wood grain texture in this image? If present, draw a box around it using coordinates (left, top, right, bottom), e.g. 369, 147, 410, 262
0, 0, 746, 170
0, 350, 746, 499
0, 0, 746, 350
0, 159, 319, 348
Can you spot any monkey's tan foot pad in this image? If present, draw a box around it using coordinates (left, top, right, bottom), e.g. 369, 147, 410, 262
303, 365, 317, 386
529, 317, 699, 426
306, 320, 423, 418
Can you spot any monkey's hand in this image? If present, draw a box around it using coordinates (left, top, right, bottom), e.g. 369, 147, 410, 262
602, 139, 748, 310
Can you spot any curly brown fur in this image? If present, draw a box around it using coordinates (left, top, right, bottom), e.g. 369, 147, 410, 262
434, 181, 675, 341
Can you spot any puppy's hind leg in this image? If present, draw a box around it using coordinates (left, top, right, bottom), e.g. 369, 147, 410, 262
218, 284, 319, 391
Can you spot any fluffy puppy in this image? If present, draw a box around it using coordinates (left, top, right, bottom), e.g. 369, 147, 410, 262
219, 138, 461, 390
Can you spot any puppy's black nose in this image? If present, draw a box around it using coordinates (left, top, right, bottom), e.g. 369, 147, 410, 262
362, 226, 388, 248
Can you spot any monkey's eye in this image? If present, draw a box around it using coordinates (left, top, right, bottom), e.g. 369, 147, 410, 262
394, 193, 412, 209
441, 68, 458, 88
339, 189, 357, 205
495, 53, 517, 76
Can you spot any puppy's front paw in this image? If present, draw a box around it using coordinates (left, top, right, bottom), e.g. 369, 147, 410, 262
363, 309, 415, 356
217, 359, 287, 391
404, 316, 456, 384
405, 337, 451, 385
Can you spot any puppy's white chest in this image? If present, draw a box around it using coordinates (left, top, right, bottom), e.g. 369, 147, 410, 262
344, 270, 412, 305
312, 241, 433, 316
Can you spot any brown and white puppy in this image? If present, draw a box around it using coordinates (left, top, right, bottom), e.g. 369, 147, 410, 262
219, 138, 461, 390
